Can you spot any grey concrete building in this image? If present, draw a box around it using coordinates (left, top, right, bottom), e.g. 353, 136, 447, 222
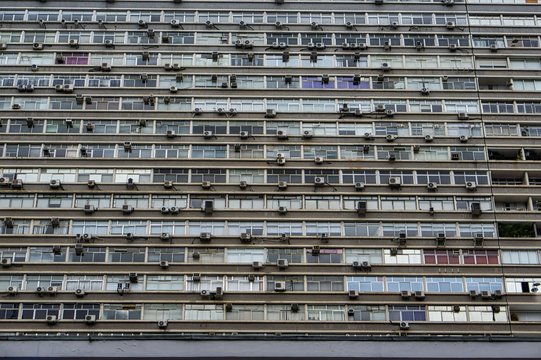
0, 0, 541, 356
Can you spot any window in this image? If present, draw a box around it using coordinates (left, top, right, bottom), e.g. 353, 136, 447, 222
465, 277, 503, 292
388, 306, 426, 322
103, 304, 142, 320
146, 275, 184, 291
345, 249, 383, 264
428, 306, 467, 322
0, 303, 19, 320
384, 249, 423, 264
349, 305, 386, 321
185, 304, 223, 320
143, 304, 183, 321
306, 276, 344, 291
226, 248, 266, 263
148, 248, 185, 263
425, 277, 464, 293
468, 306, 507, 322
347, 276, 384, 292
307, 248, 343, 263
62, 304, 100, 320
424, 250, 460, 265
21, 304, 60, 320
501, 250, 539, 264
226, 305, 265, 321
267, 276, 304, 291
267, 248, 304, 264
267, 305, 305, 321
386, 276, 423, 292
307, 305, 346, 322
226, 276, 263, 292
65, 275, 103, 291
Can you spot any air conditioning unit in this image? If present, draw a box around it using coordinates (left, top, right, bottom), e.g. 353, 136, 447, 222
388, 177, 401, 187
386, 134, 397, 142
481, 290, 491, 299
7, 286, 18, 295
469, 289, 478, 298
381, 63, 391, 71
202, 200, 214, 214
401, 290, 412, 299
471, 202, 482, 216
129, 273, 138, 283
427, 182, 438, 191
75, 288, 86, 297
169, 206, 180, 215
160, 260, 169, 269
302, 130, 313, 139
49, 179, 62, 189
100, 62, 111, 71
364, 132, 374, 140
436, 233, 446, 246
355, 182, 365, 191
449, 44, 458, 52
160, 207, 170, 215
166, 130, 176, 138
265, 109, 277, 118
278, 181, 288, 190
122, 204, 134, 214
356, 201, 367, 215
1, 258, 12, 267
85, 315, 96, 324
274, 281, 287, 291
46, 315, 57, 324
239, 181, 248, 189
240, 232, 252, 243
399, 321, 410, 330
414, 291, 425, 300
47, 286, 58, 295
252, 261, 263, 269
157, 319, 168, 329
33, 42, 44, 50
490, 44, 498, 52
314, 177, 325, 186
458, 112, 469, 120
0, 177, 9, 186
446, 21, 456, 29
12, 104, 21, 110
459, 135, 469, 143
203, 130, 213, 139
276, 130, 288, 139
276, 158, 286, 166
213, 286, 224, 300
451, 153, 460, 161
199, 232, 212, 242
314, 157, 324, 164
465, 181, 477, 190
160, 232, 172, 241
201, 181, 212, 189
277, 258, 289, 269
348, 290, 359, 299
278, 206, 288, 214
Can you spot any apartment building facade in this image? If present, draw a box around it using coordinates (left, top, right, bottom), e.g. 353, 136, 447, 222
0, 0, 541, 343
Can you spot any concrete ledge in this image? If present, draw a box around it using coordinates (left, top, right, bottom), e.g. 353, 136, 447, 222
1, 336, 541, 358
